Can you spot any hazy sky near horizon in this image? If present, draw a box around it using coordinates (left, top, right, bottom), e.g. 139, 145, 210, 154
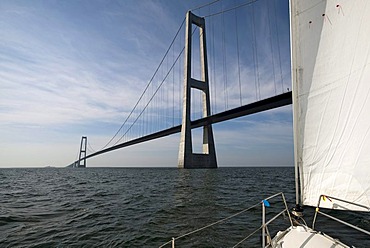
0, 0, 292, 168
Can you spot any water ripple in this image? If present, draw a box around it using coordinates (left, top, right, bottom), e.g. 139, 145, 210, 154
0, 167, 367, 247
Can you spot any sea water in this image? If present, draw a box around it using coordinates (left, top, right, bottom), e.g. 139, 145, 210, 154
0, 167, 368, 247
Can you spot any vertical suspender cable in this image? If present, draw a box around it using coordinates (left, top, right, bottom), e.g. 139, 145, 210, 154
267, 0, 277, 95
207, 5, 214, 116
221, 5, 228, 110
235, 9, 242, 106
172, 41, 175, 126
165, 55, 168, 129
158, 69, 160, 131
272, 0, 284, 93
167, 58, 169, 127
251, 3, 260, 100
212, 16, 217, 114
179, 42, 182, 123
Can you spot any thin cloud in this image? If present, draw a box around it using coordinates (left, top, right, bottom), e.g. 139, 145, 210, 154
0, 0, 292, 167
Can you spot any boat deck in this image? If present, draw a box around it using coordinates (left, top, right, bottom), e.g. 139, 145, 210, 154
272, 226, 348, 248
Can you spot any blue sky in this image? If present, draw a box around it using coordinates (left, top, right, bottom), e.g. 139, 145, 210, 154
0, 0, 292, 167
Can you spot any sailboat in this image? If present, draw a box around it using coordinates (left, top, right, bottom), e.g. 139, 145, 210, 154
160, 0, 369, 247
271, 0, 370, 246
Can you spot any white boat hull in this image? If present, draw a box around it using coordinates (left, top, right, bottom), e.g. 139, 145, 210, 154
272, 225, 348, 248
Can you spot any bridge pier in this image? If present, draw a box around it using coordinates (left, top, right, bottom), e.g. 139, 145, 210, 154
178, 11, 217, 169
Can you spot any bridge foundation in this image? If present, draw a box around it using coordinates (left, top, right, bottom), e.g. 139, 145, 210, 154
77, 136, 87, 168
178, 11, 217, 169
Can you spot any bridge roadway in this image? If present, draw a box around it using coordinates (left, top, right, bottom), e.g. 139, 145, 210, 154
79, 91, 292, 162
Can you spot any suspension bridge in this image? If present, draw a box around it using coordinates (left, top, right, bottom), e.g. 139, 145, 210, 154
69, 0, 291, 169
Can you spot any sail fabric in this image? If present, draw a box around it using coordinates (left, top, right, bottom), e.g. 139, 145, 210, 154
290, 0, 370, 210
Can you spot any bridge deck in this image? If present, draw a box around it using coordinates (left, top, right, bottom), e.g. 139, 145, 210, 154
80, 91, 292, 161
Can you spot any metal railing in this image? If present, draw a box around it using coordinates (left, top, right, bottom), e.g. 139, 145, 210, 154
159, 192, 293, 248
312, 195, 370, 236
261, 192, 293, 248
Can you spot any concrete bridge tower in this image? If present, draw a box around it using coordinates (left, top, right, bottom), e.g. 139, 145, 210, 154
77, 136, 87, 168
178, 11, 217, 169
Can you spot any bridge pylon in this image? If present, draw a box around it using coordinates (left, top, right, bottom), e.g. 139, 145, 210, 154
178, 11, 217, 169
77, 136, 87, 168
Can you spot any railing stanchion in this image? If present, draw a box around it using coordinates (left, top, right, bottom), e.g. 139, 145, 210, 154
262, 201, 266, 248
281, 193, 293, 227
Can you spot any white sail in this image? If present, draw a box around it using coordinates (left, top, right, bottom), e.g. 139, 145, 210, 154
291, 0, 370, 210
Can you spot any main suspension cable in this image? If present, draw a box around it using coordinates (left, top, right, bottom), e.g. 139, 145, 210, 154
100, 17, 186, 150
